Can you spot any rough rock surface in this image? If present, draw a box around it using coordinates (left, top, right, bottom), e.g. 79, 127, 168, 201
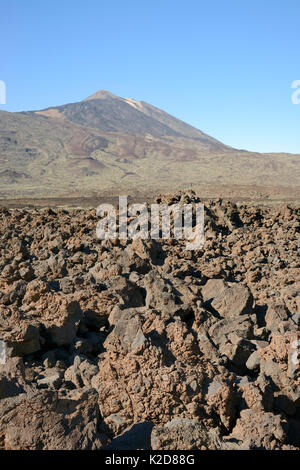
0, 192, 299, 450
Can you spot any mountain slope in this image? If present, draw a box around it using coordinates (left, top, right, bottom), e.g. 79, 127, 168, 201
32, 90, 228, 150
0, 90, 299, 202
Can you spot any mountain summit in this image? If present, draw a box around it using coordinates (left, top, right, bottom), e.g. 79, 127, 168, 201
34, 89, 228, 148
83, 89, 118, 101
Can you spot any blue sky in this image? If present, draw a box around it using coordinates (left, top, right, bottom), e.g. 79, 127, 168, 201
1, 0, 300, 153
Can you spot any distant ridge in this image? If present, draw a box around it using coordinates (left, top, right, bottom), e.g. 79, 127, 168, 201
0, 89, 299, 201
33, 89, 228, 146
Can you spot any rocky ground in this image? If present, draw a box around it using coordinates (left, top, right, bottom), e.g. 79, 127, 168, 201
0, 192, 299, 450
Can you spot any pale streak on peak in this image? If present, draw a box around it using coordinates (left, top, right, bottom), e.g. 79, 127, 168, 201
123, 97, 144, 111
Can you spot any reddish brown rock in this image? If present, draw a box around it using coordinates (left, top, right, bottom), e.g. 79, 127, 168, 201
0, 196, 299, 450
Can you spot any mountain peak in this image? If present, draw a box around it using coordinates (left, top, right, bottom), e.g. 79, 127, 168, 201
52, 89, 226, 144
83, 90, 118, 101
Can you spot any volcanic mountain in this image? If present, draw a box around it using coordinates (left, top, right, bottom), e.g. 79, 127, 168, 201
0, 90, 299, 204
33, 89, 228, 148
